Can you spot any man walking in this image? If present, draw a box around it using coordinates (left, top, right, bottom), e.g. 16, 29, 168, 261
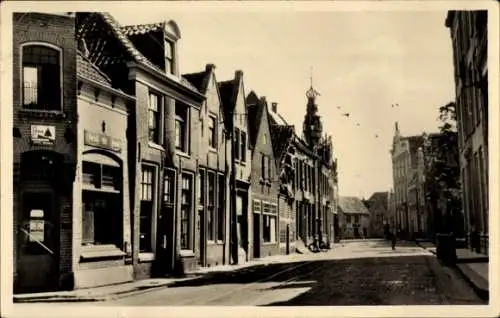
390, 230, 397, 250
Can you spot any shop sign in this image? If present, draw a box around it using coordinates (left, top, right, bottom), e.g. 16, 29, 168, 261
84, 130, 121, 153
31, 125, 55, 145
29, 209, 45, 242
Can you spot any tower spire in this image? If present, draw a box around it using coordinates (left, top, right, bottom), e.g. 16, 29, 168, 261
306, 66, 320, 99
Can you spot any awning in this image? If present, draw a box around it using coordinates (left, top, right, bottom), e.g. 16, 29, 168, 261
82, 152, 120, 167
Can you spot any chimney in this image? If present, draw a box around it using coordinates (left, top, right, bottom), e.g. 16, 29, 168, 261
206, 63, 216, 72
271, 102, 278, 113
235, 70, 243, 80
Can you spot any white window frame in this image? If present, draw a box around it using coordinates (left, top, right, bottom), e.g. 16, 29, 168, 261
175, 103, 190, 155
180, 172, 194, 251
208, 114, 218, 150
19, 42, 63, 112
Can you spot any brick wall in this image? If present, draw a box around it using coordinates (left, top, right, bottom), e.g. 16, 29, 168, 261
13, 13, 77, 291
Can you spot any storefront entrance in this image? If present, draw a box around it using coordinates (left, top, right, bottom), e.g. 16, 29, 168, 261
17, 191, 59, 293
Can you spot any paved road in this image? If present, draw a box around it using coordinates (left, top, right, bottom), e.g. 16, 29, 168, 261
95, 240, 484, 306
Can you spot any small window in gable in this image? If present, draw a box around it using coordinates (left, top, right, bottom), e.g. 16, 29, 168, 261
165, 40, 174, 74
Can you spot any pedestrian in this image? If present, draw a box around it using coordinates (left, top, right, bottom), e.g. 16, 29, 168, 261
391, 231, 397, 250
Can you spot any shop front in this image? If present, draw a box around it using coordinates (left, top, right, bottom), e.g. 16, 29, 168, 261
72, 75, 134, 289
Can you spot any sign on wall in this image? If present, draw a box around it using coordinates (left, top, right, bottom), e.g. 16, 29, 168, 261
29, 209, 45, 242
31, 125, 56, 145
84, 130, 122, 153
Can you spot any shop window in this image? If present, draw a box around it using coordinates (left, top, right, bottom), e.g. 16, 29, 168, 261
148, 92, 162, 144
181, 174, 193, 250
22, 44, 61, 110
82, 191, 122, 247
208, 115, 217, 149
175, 102, 189, 153
217, 174, 225, 242
140, 165, 155, 252
207, 172, 216, 241
263, 214, 277, 243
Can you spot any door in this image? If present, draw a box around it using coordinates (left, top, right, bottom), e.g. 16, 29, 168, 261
17, 192, 59, 293
354, 226, 360, 239
253, 213, 260, 258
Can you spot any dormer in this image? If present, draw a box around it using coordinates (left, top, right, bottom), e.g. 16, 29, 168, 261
121, 19, 181, 76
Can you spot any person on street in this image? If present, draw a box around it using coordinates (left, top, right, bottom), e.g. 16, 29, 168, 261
391, 231, 397, 250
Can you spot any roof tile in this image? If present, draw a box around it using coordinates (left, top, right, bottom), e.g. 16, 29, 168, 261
339, 196, 370, 215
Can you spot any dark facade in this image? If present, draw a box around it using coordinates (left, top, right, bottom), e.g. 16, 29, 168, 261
246, 93, 280, 258
445, 11, 488, 254
219, 72, 252, 265
183, 64, 231, 268
13, 12, 78, 293
365, 192, 390, 238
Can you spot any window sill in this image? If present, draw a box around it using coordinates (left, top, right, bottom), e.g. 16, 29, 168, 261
209, 147, 218, 153
263, 242, 277, 245
80, 244, 126, 261
148, 142, 164, 151
176, 151, 191, 159
18, 109, 66, 120
180, 249, 195, 257
138, 252, 155, 262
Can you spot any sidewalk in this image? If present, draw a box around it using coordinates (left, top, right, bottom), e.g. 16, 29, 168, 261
13, 251, 316, 303
416, 241, 489, 301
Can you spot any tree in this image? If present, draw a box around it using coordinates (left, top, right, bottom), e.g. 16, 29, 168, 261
422, 102, 463, 236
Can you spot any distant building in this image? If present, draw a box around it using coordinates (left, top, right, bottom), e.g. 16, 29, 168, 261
390, 122, 427, 239
338, 197, 370, 239
365, 192, 390, 238
445, 10, 488, 254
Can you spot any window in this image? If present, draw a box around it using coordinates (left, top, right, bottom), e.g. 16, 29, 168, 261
175, 103, 189, 153
165, 40, 174, 74
354, 215, 360, 224
140, 166, 155, 252
240, 131, 247, 162
267, 156, 272, 180
22, 45, 61, 110
263, 214, 277, 243
217, 174, 225, 241
207, 172, 216, 241
197, 170, 205, 208
346, 215, 351, 223
208, 115, 217, 149
163, 170, 175, 205
180, 174, 193, 249
148, 92, 162, 144
261, 154, 267, 179
234, 128, 240, 160
82, 191, 122, 247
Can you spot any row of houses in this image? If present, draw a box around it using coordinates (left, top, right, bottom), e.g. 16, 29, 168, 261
12, 12, 339, 294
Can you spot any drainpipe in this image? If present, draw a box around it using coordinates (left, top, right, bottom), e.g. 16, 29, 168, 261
230, 110, 238, 265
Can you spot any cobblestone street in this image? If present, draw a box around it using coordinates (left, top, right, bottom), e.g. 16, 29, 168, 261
87, 240, 483, 306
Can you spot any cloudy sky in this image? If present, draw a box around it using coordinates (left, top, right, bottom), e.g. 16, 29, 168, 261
109, 5, 456, 198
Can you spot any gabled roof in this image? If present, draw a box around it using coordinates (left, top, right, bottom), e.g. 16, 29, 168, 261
77, 50, 113, 88
270, 124, 295, 164
366, 192, 389, 209
183, 71, 207, 93
218, 79, 238, 123
77, 13, 201, 97
339, 196, 370, 215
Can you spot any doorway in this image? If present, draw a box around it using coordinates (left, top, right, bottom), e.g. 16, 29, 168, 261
253, 213, 261, 258
17, 191, 59, 293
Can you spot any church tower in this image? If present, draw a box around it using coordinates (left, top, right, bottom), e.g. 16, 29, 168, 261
302, 71, 323, 148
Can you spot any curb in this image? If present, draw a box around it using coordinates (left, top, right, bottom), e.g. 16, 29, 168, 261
454, 264, 489, 301
417, 242, 489, 302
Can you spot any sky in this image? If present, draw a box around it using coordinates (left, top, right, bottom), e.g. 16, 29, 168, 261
110, 7, 456, 199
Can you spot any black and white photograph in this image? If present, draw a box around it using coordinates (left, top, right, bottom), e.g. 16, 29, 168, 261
0, 1, 498, 317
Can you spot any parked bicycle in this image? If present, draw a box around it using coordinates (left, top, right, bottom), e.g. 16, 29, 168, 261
307, 239, 329, 253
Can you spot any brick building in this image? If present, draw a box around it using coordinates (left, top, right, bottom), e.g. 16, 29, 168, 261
13, 12, 78, 293
445, 11, 488, 254
246, 93, 280, 259
183, 64, 231, 267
